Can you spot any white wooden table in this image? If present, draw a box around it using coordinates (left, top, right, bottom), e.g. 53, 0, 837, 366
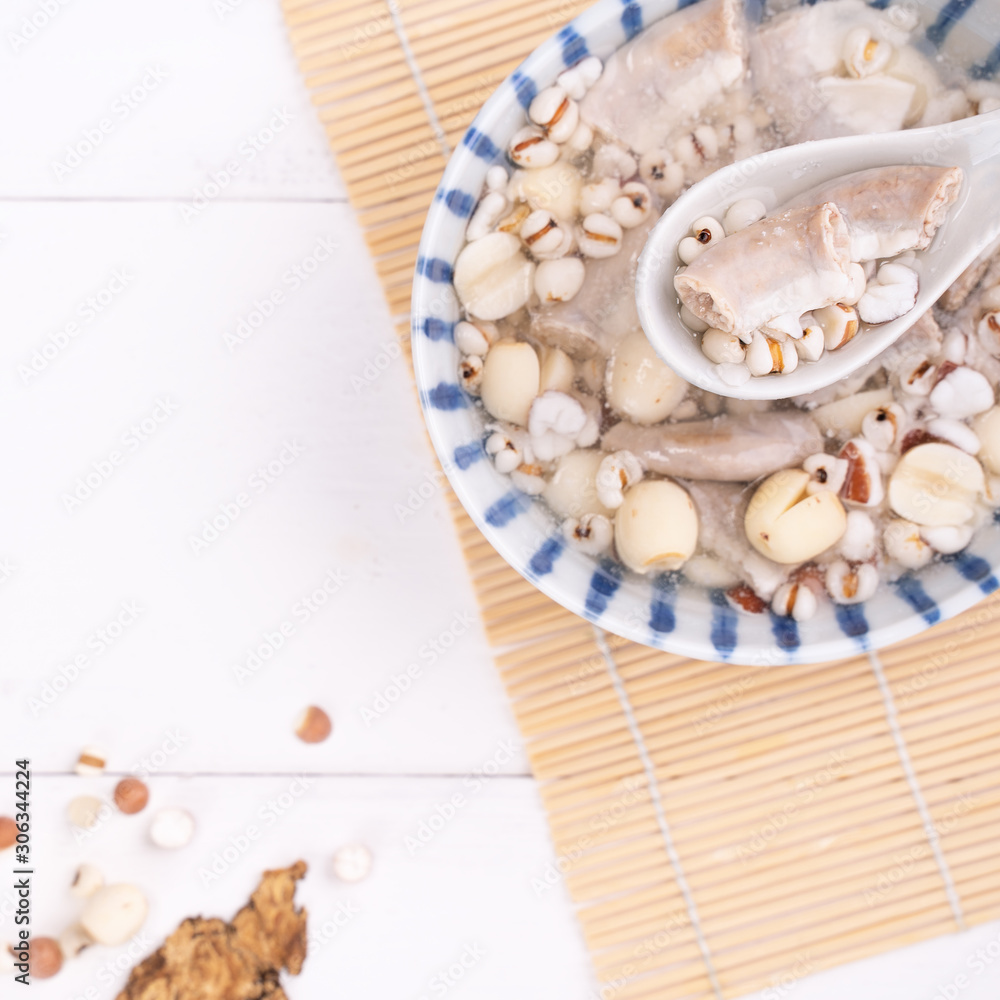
1, 1, 998, 997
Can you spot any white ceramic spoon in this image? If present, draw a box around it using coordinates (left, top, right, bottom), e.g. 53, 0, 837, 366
635, 109, 1000, 400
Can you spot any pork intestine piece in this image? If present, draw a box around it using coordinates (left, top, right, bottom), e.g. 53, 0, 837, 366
528, 213, 657, 360
579, 0, 748, 155
674, 204, 852, 339
601, 410, 824, 482
791, 165, 963, 261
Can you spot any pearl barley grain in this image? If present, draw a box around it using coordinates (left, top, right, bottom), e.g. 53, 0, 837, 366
332, 844, 373, 883
296, 705, 332, 744
149, 807, 195, 849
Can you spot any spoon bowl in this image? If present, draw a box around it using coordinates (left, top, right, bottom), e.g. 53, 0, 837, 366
636, 109, 1000, 400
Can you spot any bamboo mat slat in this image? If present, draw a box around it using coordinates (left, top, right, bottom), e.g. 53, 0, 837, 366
282, 2, 1000, 995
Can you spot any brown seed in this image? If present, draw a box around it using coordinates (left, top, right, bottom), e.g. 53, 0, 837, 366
296, 706, 332, 744
29, 938, 63, 979
0, 816, 16, 850
113, 778, 149, 815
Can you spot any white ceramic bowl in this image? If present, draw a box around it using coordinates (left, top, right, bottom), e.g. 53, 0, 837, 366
411, 0, 1000, 665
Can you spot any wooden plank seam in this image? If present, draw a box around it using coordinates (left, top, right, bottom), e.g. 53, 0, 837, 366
593, 624, 725, 1000
867, 647, 967, 931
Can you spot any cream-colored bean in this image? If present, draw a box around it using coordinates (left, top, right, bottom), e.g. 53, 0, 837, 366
745, 469, 848, 564
825, 560, 878, 604
701, 328, 745, 365
929, 366, 995, 419
610, 183, 652, 229
673, 126, 718, 168
542, 449, 613, 519
606, 332, 687, 424
562, 513, 614, 555
453, 232, 535, 320
926, 417, 980, 455
921, 522, 975, 554
534, 257, 585, 304
678, 236, 707, 265
528, 86, 579, 143
454, 320, 494, 356
485, 429, 523, 474
596, 450, 644, 509
841, 263, 868, 306
973, 407, 1000, 473
485, 165, 508, 192
884, 518, 934, 569
538, 345, 575, 394
795, 320, 825, 362
715, 361, 751, 387
466, 191, 508, 241
520, 209, 572, 259
888, 442, 986, 526
614, 480, 699, 574
803, 453, 849, 496
579, 178, 620, 216
771, 581, 819, 621
508, 126, 560, 168
858, 263, 918, 324
814, 303, 859, 351
861, 404, 904, 451
458, 355, 484, 395
638, 150, 685, 198
839, 510, 877, 561
578, 214, 623, 258
479, 339, 540, 426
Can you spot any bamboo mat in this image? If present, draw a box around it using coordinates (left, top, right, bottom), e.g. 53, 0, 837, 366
281, 1, 1000, 995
